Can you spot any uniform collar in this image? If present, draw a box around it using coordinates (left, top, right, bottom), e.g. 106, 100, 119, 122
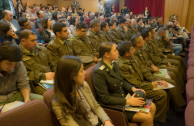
20, 44, 36, 56
55, 37, 65, 45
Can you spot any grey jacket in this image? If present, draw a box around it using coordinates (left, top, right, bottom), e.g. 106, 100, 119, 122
0, 62, 30, 103
52, 81, 110, 126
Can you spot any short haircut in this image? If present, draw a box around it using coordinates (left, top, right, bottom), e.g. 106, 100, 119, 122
119, 18, 127, 24
0, 42, 23, 62
157, 27, 166, 35
2, 10, 10, 18
0, 21, 10, 37
99, 42, 113, 58
108, 20, 116, 27
76, 21, 87, 30
18, 17, 28, 27
140, 28, 150, 39
131, 34, 141, 46
53, 22, 66, 35
137, 18, 142, 23
20, 29, 36, 39
58, 18, 66, 23
117, 41, 133, 57
90, 19, 100, 28
36, 10, 42, 17
100, 22, 107, 30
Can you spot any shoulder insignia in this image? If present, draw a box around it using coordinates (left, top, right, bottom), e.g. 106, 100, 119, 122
99, 65, 105, 70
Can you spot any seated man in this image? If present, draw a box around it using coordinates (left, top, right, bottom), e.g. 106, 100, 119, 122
47, 22, 74, 65
117, 41, 185, 120
0, 42, 43, 113
47, 22, 74, 66
0, 10, 20, 32
35, 10, 44, 29
16, 17, 45, 44
108, 20, 121, 44
70, 21, 99, 69
87, 19, 107, 51
93, 42, 156, 125
20, 30, 55, 95
116, 18, 133, 41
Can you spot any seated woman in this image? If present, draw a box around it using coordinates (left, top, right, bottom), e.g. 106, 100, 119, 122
92, 42, 156, 126
0, 22, 20, 45
52, 55, 114, 126
69, 17, 79, 35
39, 18, 55, 43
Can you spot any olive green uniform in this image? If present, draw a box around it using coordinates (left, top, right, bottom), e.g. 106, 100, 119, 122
116, 25, 133, 41
117, 56, 168, 122
108, 29, 121, 44
46, 38, 74, 66
87, 29, 107, 51
20, 45, 55, 94
70, 34, 97, 69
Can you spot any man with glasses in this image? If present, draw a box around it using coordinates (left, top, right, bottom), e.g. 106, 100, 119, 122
16, 17, 45, 44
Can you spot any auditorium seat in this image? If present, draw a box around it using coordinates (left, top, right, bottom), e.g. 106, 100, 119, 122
186, 79, 194, 103
185, 100, 194, 126
188, 58, 194, 66
0, 100, 55, 126
43, 88, 61, 126
187, 66, 194, 80
85, 65, 138, 126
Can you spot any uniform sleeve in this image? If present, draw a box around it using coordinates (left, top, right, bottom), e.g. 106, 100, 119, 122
52, 101, 79, 126
47, 43, 59, 66
92, 70, 126, 106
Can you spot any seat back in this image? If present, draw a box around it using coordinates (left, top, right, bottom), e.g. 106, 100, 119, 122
43, 88, 61, 126
85, 64, 98, 99
0, 100, 55, 126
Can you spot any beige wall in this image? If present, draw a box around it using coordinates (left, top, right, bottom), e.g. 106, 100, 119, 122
164, 0, 194, 32
13, 0, 55, 6
57, 0, 99, 12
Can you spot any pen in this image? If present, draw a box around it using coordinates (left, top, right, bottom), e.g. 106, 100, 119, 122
0, 104, 5, 112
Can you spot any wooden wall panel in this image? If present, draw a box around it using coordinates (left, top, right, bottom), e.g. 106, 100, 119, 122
186, 0, 194, 31
57, 0, 98, 12
13, 0, 55, 6
164, 0, 193, 32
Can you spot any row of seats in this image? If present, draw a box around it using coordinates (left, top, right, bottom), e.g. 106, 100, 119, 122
0, 64, 137, 126
185, 27, 194, 126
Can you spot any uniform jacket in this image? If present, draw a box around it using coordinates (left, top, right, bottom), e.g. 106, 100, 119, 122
47, 38, 74, 65
20, 45, 55, 83
70, 34, 97, 63
108, 29, 121, 44
116, 25, 130, 41
52, 81, 110, 126
92, 60, 133, 106
117, 57, 153, 91
87, 29, 107, 51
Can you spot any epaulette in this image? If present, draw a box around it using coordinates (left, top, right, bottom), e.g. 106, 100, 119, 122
99, 65, 105, 70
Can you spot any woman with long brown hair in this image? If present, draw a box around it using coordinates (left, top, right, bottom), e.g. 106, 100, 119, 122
52, 55, 114, 126
39, 18, 54, 43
